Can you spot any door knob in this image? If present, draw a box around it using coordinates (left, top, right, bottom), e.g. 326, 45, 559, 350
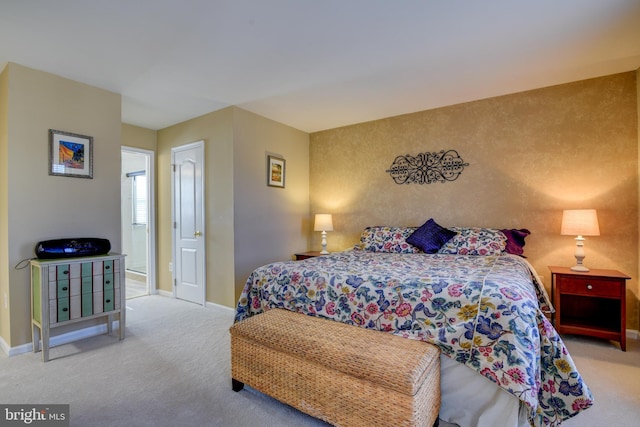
194, 231, 202, 237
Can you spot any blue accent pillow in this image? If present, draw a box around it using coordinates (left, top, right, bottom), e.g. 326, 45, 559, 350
406, 219, 456, 253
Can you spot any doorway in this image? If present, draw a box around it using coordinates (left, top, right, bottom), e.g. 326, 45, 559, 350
121, 147, 156, 299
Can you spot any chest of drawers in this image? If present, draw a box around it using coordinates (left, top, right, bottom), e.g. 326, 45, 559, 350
30, 254, 126, 361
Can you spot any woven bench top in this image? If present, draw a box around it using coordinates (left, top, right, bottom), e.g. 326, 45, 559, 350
230, 308, 440, 396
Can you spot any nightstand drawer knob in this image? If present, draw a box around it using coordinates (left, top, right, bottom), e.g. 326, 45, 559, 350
586, 284, 593, 290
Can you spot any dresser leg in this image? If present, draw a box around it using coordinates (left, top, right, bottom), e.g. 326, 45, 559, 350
42, 328, 49, 362
32, 324, 41, 353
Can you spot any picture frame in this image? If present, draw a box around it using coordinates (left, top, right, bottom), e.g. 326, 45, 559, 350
267, 155, 286, 188
49, 129, 93, 179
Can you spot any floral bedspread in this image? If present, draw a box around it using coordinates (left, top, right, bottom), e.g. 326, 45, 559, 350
235, 251, 593, 427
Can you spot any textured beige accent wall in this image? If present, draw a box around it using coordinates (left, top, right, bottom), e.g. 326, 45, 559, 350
310, 72, 639, 330
637, 67, 640, 324
1, 63, 122, 348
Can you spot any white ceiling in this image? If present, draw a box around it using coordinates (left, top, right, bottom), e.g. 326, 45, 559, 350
2, 0, 640, 133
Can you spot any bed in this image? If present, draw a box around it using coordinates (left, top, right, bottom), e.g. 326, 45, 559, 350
234, 222, 594, 427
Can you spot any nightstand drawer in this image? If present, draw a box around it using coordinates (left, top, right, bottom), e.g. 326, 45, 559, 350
557, 276, 622, 298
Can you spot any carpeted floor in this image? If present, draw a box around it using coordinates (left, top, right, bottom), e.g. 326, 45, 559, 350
0, 295, 638, 427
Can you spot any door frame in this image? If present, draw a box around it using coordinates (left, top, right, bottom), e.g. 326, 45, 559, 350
121, 146, 157, 295
171, 140, 206, 306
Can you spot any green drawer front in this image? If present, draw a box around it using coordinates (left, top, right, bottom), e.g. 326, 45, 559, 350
57, 280, 70, 298
103, 274, 114, 291
58, 297, 70, 322
81, 262, 93, 277
103, 260, 114, 274
81, 276, 93, 294
104, 289, 115, 312
82, 293, 93, 317
57, 265, 71, 280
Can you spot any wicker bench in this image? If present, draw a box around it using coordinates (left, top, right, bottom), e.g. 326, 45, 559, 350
230, 309, 441, 427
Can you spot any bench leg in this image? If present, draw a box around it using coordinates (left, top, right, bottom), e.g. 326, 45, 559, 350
232, 378, 244, 392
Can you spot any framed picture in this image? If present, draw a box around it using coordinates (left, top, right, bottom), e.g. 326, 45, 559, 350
49, 129, 93, 179
267, 155, 286, 188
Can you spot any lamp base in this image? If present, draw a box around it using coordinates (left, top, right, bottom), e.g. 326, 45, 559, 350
570, 265, 590, 272
320, 230, 329, 255
571, 236, 589, 272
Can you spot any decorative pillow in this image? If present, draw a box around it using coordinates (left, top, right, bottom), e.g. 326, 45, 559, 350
406, 219, 456, 254
501, 228, 531, 256
354, 226, 421, 253
438, 227, 507, 256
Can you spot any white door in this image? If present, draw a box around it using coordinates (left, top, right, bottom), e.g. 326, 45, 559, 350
172, 141, 205, 306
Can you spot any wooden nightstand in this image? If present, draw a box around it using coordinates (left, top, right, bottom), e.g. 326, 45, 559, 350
549, 266, 630, 351
294, 251, 322, 260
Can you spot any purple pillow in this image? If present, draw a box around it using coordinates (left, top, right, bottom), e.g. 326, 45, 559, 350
407, 219, 456, 254
501, 228, 531, 256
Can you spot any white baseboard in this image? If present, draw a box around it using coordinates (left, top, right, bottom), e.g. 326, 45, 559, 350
627, 329, 639, 340
154, 289, 234, 314
206, 301, 235, 314
1, 321, 120, 357
157, 289, 173, 298
1, 334, 32, 356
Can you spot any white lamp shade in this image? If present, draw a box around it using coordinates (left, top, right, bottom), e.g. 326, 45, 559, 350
561, 209, 600, 236
314, 214, 334, 232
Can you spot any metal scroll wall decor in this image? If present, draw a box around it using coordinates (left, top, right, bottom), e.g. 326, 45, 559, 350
386, 149, 469, 184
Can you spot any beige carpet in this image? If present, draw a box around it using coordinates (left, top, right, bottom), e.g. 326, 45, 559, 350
0, 295, 638, 427
559, 333, 640, 427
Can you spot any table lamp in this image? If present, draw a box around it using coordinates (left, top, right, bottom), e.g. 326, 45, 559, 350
561, 209, 600, 272
314, 214, 334, 254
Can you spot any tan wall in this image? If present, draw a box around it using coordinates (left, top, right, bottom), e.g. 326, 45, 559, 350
233, 108, 309, 301
157, 107, 236, 306
157, 107, 310, 308
122, 124, 157, 152
0, 66, 9, 347
1, 63, 122, 347
310, 72, 640, 330
121, 123, 158, 288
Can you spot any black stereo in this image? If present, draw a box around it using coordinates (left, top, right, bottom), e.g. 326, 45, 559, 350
35, 238, 111, 259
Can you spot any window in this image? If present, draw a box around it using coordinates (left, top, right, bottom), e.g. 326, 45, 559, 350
127, 171, 147, 225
